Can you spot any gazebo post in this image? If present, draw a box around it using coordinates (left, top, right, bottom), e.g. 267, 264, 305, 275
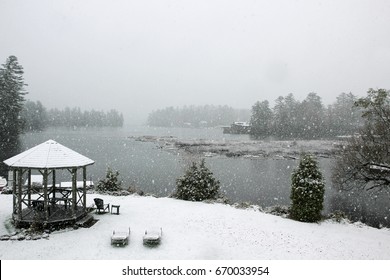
52, 169, 56, 189
52, 169, 56, 204
27, 169, 31, 207
17, 168, 23, 220
71, 168, 77, 218
83, 166, 87, 210
42, 169, 49, 221
12, 169, 17, 215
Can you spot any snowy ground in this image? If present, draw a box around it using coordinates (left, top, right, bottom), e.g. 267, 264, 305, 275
1, 193, 389, 260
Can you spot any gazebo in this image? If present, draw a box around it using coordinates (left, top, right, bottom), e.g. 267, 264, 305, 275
3, 139, 95, 228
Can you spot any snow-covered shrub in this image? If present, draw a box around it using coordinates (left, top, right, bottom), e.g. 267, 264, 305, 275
327, 210, 350, 223
264, 205, 289, 217
233, 201, 254, 209
174, 159, 220, 201
127, 185, 144, 196
290, 154, 325, 222
96, 168, 122, 193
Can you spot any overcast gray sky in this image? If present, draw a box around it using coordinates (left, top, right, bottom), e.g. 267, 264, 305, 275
1, 0, 390, 123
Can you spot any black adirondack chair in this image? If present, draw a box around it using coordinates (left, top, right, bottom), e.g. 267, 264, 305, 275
94, 198, 110, 214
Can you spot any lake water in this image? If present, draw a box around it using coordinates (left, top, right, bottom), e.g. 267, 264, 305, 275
10, 125, 390, 228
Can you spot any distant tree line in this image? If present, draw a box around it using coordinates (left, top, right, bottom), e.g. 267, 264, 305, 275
46, 107, 124, 128
147, 105, 250, 127
250, 92, 363, 139
21, 101, 124, 131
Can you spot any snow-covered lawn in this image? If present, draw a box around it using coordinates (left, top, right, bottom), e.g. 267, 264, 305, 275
0, 193, 389, 260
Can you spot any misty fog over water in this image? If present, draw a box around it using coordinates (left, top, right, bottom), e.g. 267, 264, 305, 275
2, 1, 390, 121
17, 125, 390, 228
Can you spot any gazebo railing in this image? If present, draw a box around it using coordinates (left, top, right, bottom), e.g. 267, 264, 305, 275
16, 184, 87, 221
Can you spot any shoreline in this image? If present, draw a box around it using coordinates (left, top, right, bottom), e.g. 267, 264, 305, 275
129, 135, 343, 159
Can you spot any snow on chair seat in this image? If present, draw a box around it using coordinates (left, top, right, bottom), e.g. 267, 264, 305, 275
111, 228, 130, 246
143, 228, 162, 246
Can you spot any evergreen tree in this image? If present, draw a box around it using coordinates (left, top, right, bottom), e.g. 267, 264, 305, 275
290, 154, 325, 222
298, 92, 325, 139
96, 168, 122, 193
249, 100, 273, 138
283, 93, 300, 138
174, 159, 220, 201
0, 55, 27, 144
326, 92, 362, 137
20, 100, 48, 131
273, 96, 289, 138
0, 56, 27, 175
333, 88, 390, 192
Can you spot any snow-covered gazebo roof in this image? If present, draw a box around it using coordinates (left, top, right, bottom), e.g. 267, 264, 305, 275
3, 139, 94, 169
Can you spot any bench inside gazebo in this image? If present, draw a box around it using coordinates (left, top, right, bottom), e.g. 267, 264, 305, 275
3, 139, 95, 228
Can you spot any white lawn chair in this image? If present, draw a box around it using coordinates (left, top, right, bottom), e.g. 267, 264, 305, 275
143, 228, 162, 246
111, 228, 130, 246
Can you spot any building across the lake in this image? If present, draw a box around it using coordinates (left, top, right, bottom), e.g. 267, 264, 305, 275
222, 122, 251, 134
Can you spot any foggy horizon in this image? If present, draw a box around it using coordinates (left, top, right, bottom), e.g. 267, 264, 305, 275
1, 0, 390, 124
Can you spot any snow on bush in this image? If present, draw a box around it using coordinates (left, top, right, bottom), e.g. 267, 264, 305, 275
95, 168, 122, 193
290, 154, 325, 222
173, 159, 220, 201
